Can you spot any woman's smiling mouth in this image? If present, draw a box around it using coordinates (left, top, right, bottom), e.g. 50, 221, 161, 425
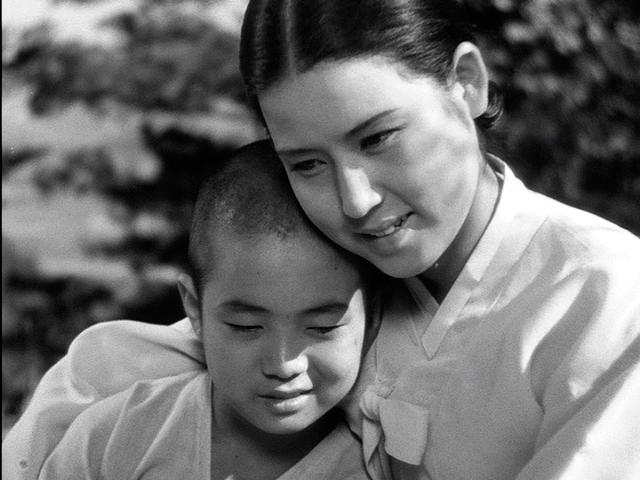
359, 213, 413, 238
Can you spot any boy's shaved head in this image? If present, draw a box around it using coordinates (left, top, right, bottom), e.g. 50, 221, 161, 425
188, 139, 316, 289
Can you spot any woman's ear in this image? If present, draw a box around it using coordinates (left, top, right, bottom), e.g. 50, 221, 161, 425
177, 273, 202, 337
451, 41, 489, 119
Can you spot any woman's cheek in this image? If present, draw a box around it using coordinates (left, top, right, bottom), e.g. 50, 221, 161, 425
289, 180, 313, 214
293, 182, 338, 229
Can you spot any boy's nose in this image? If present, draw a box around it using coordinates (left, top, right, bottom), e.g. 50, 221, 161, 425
261, 341, 308, 381
337, 165, 382, 219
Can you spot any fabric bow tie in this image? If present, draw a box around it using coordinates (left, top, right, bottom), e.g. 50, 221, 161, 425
359, 388, 430, 467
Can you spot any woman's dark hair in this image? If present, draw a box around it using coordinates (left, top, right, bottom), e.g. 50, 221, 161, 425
239, 0, 503, 132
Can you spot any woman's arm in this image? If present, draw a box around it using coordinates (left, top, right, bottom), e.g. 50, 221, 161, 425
516, 351, 640, 479
515, 258, 640, 480
2, 319, 204, 480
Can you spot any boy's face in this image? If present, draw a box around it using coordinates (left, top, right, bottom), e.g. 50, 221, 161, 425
180, 229, 366, 435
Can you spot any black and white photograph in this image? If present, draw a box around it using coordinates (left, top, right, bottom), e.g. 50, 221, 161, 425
3, 1, 639, 479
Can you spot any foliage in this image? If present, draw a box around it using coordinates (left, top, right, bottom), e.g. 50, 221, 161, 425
464, 0, 640, 232
6, 0, 246, 114
2, 0, 256, 425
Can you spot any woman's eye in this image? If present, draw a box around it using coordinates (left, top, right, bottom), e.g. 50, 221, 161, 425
291, 159, 323, 175
360, 129, 399, 150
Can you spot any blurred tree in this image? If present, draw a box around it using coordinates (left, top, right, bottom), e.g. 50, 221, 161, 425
5, 0, 248, 114
3, 0, 259, 322
2, 234, 122, 424
464, 0, 640, 233
2, 0, 257, 424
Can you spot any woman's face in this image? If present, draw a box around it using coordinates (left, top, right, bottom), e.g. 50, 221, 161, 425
259, 56, 485, 278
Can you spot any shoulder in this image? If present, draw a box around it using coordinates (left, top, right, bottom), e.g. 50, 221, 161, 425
64, 371, 206, 439
97, 370, 207, 427
66, 319, 204, 396
520, 189, 640, 322
518, 197, 640, 402
496, 165, 639, 300
526, 190, 640, 267
509, 188, 640, 320
495, 184, 640, 399
40, 371, 208, 479
69, 319, 198, 358
498, 160, 639, 268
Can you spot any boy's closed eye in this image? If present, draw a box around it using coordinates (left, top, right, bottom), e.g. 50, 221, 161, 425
225, 323, 263, 333
307, 325, 344, 337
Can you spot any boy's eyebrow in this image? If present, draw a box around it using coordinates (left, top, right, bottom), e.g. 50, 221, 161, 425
218, 301, 349, 316
302, 302, 349, 316
219, 300, 269, 314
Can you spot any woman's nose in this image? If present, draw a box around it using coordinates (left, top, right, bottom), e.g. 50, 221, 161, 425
261, 338, 308, 381
337, 165, 382, 219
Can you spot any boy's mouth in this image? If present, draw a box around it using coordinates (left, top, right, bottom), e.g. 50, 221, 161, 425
261, 389, 312, 400
260, 390, 313, 414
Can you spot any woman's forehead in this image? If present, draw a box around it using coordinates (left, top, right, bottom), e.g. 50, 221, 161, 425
269, 54, 435, 93
259, 57, 444, 146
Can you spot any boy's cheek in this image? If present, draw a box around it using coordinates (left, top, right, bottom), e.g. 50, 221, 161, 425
314, 339, 363, 375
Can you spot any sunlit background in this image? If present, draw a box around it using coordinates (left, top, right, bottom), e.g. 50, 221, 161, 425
2, 0, 639, 435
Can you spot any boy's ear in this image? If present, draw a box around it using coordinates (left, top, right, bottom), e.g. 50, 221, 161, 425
451, 41, 489, 119
177, 273, 202, 337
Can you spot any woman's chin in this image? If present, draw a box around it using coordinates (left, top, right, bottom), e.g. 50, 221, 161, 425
368, 253, 433, 279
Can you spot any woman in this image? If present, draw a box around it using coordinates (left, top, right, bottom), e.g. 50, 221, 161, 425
238, 0, 640, 479
5, 1, 639, 479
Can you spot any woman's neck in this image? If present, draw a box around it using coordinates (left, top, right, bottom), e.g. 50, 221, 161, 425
419, 159, 501, 303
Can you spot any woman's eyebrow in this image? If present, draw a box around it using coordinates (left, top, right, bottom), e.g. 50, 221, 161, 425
275, 146, 318, 159
276, 109, 400, 158
346, 109, 398, 139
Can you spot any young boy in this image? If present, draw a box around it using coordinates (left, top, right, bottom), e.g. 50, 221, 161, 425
18, 141, 374, 479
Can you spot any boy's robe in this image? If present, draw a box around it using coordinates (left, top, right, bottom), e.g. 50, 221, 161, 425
36, 371, 368, 480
